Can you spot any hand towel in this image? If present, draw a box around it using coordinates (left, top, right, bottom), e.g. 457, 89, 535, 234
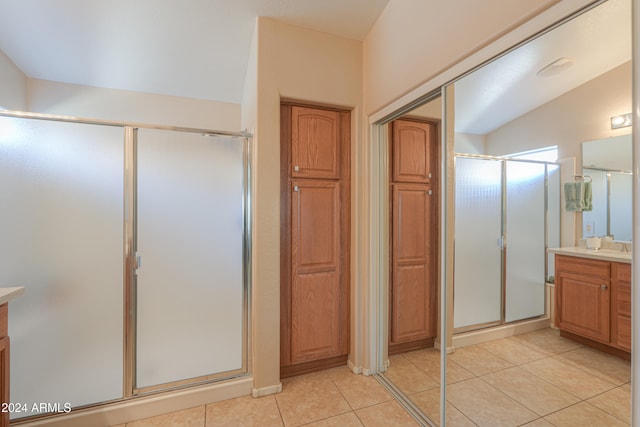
583, 181, 592, 211
564, 181, 584, 211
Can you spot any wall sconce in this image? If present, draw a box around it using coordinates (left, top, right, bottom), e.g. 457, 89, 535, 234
610, 113, 632, 129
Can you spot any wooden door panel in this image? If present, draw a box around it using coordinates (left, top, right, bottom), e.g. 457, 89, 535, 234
291, 271, 341, 363
394, 184, 430, 262
291, 106, 340, 179
391, 184, 434, 344
557, 273, 610, 343
391, 264, 431, 342
290, 180, 343, 363
292, 181, 340, 271
392, 119, 434, 183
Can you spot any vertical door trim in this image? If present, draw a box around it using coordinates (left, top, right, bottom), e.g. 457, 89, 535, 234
123, 126, 138, 397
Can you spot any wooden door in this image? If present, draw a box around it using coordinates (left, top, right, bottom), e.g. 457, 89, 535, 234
390, 184, 435, 344
289, 180, 346, 363
281, 103, 350, 377
556, 272, 610, 343
389, 117, 438, 354
392, 119, 434, 183
291, 106, 340, 179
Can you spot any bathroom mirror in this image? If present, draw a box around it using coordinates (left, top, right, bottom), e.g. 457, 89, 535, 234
582, 134, 632, 241
378, 0, 632, 425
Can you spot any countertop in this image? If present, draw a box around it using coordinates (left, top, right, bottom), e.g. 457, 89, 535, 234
0, 287, 24, 305
548, 247, 632, 263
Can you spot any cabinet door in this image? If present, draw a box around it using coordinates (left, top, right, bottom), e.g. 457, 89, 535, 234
390, 183, 435, 344
290, 180, 346, 363
612, 263, 631, 351
556, 272, 610, 343
391, 119, 435, 183
291, 106, 340, 179
0, 336, 8, 427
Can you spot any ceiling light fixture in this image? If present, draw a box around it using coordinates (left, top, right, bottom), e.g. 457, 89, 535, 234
536, 57, 574, 77
610, 113, 632, 129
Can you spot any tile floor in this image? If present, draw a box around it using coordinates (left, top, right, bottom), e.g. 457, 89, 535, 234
386, 328, 631, 426
110, 366, 418, 427
111, 328, 631, 427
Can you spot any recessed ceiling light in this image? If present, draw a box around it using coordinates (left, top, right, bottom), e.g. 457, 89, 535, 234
537, 57, 574, 77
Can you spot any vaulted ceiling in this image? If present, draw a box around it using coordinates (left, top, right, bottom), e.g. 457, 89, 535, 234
0, 0, 389, 104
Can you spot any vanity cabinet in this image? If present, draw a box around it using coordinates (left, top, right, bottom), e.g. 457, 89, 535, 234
612, 263, 631, 351
555, 254, 630, 356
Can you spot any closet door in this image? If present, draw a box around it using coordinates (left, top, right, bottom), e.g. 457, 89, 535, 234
392, 119, 434, 183
290, 180, 345, 363
390, 184, 434, 344
281, 103, 350, 376
291, 106, 340, 179
389, 118, 438, 353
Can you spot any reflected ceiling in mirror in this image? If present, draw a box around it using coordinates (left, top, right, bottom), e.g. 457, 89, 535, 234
454, 0, 631, 136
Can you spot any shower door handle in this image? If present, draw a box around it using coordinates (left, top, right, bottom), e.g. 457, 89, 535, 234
497, 236, 505, 250
134, 252, 142, 271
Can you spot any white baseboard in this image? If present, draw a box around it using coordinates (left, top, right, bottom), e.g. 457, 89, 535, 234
453, 318, 550, 349
251, 383, 282, 397
347, 359, 362, 374
14, 377, 253, 427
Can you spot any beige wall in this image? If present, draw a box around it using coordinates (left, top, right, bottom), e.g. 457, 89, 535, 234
251, 17, 363, 392
27, 79, 240, 130
485, 61, 632, 165
363, 0, 561, 115
0, 49, 27, 110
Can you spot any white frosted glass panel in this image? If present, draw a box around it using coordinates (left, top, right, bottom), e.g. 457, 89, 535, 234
610, 172, 632, 241
582, 169, 607, 237
454, 158, 502, 329
547, 165, 561, 279
136, 129, 244, 388
0, 117, 123, 418
505, 161, 545, 322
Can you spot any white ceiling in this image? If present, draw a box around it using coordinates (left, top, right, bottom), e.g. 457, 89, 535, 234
0, 0, 389, 104
454, 0, 632, 135
0, 0, 632, 130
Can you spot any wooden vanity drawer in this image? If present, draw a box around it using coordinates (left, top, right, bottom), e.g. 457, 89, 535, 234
556, 255, 610, 279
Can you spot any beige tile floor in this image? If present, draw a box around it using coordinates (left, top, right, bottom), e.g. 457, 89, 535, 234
387, 328, 631, 426
111, 328, 630, 427
110, 366, 419, 427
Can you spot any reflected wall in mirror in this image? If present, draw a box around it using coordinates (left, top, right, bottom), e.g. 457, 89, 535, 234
380, 0, 632, 425
582, 134, 632, 241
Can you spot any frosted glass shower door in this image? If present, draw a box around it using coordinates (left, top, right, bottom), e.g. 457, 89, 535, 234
505, 161, 546, 322
0, 117, 123, 418
135, 129, 246, 389
454, 158, 503, 329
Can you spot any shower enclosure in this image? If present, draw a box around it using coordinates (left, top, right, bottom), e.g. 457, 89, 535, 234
453, 155, 560, 331
0, 111, 250, 420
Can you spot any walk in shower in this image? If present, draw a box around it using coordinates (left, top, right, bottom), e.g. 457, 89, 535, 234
0, 111, 251, 420
453, 155, 560, 331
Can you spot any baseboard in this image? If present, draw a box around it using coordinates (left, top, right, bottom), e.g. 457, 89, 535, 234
347, 359, 362, 374
13, 377, 253, 427
433, 340, 456, 354
251, 383, 282, 397
453, 318, 550, 349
